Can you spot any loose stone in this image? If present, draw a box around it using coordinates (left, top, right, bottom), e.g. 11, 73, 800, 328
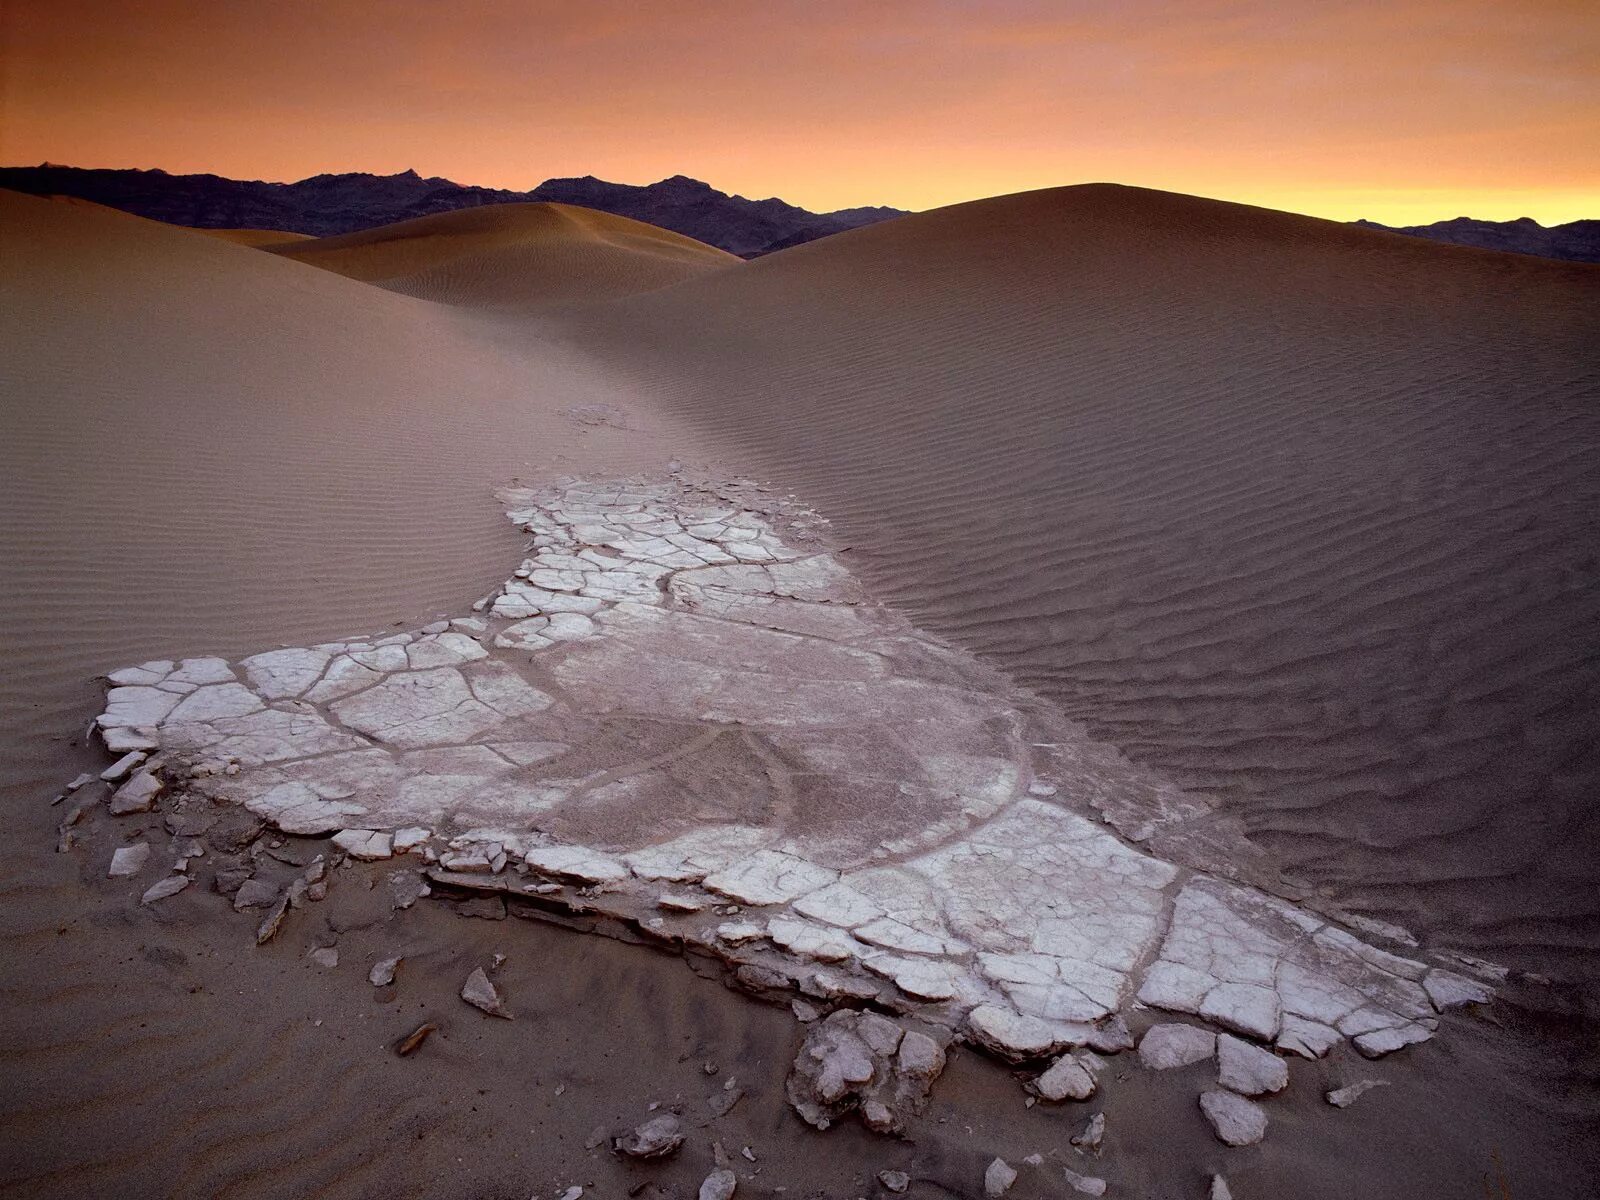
140, 874, 191, 905
1211, 1176, 1233, 1200
1030, 1053, 1097, 1102
101, 751, 147, 782
1216, 1033, 1289, 1096
309, 946, 339, 968
369, 956, 402, 986
109, 771, 163, 815
395, 1022, 437, 1056
615, 1113, 684, 1159
698, 1167, 737, 1200
460, 967, 510, 1018
1326, 1079, 1389, 1108
108, 843, 151, 877
984, 1157, 1018, 1196
877, 1172, 909, 1194
1071, 1111, 1105, 1154
1062, 1166, 1107, 1196
1199, 1089, 1268, 1146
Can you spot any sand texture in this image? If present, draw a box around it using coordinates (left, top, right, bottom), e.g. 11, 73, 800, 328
3, 184, 1598, 1198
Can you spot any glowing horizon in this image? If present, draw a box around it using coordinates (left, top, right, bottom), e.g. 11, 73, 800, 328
3, 0, 1595, 227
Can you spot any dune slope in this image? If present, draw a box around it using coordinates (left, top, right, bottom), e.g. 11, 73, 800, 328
574, 183, 1600, 980
266, 201, 739, 309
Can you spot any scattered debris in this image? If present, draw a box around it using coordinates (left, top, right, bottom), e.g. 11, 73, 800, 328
1062, 1165, 1107, 1196
615, 1113, 684, 1160
708, 1087, 745, 1117
1326, 1078, 1390, 1109
109, 770, 163, 815
232, 878, 278, 910
369, 956, 402, 987
460, 967, 510, 1018
1071, 1112, 1105, 1154
698, 1169, 737, 1200
100, 751, 147, 782
395, 1022, 437, 1056
877, 1171, 910, 1194
786, 1009, 946, 1133
140, 875, 191, 905
1030, 1052, 1098, 1102
984, 1157, 1018, 1196
1216, 1033, 1289, 1096
107, 843, 151, 877
1199, 1089, 1268, 1146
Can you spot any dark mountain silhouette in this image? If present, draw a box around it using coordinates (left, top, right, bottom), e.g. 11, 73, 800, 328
0, 163, 907, 258
4, 163, 1593, 263
1354, 215, 1600, 263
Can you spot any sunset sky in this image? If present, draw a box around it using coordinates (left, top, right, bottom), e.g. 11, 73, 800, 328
2, 0, 1595, 224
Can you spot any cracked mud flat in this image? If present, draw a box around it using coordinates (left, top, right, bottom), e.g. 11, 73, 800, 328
73, 474, 1500, 1184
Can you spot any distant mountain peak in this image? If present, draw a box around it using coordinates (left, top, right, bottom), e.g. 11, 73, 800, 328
0, 162, 910, 258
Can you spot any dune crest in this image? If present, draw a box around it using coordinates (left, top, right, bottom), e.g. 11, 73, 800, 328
265, 201, 740, 309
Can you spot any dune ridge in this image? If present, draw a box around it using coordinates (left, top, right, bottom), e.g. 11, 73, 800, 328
264, 201, 740, 309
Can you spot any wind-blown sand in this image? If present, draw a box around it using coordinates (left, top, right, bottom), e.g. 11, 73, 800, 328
2, 185, 1598, 1199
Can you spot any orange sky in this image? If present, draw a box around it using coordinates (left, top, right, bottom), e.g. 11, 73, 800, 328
2, 0, 1595, 224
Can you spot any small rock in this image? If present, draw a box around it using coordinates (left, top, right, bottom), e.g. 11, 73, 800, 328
1086, 1015, 1134, 1054
232, 878, 279, 910
615, 1113, 684, 1160
309, 947, 339, 968
1354, 1024, 1432, 1058
109, 771, 163, 815
1216, 1033, 1289, 1096
1199, 1089, 1268, 1146
108, 843, 151, 877
1062, 1166, 1107, 1196
557, 1188, 583, 1200
395, 1022, 436, 1056
1211, 1176, 1233, 1200
698, 1168, 737, 1200
65, 772, 97, 793
1138, 1023, 1216, 1070
140, 874, 191, 905
101, 751, 147, 782
460, 967, 510, 1018
984, 1157, 1018, 1196
1326, 1078, 1389, 1108
369, 956, 402, 987
877, 1171, 909, 1194
791, 998, 823, 1023
1071, 1111, 1105, 1154
1030, 1053, 1097, 1102
1023, 1153, 1044, 1166
708, 1087, 745, 1117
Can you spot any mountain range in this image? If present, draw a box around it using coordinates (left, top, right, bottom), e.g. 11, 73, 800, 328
1, 163, 1594, 263
0, 163, 905, 259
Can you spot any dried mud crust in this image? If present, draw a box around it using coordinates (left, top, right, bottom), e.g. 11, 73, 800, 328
73, 472, 1497, 1150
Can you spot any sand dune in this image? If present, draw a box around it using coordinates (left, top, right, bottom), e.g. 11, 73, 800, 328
265, 201, 739, 309
194, 226, 315, 247
4, 182, 1599, 1198
574, 183, 1600, 984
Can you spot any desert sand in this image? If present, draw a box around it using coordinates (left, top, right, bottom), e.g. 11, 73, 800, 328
2, 184, 1597, 1199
